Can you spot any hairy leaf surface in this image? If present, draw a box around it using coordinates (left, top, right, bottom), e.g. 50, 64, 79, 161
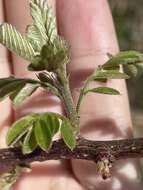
10, 83, 39, 107
0, 23, 35, 61
29, 0, 57, 46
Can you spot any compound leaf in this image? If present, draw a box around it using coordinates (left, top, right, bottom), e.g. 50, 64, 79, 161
84, 87, 120, 95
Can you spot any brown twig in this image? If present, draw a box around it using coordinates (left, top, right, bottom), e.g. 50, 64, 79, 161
0, 137, 143, 178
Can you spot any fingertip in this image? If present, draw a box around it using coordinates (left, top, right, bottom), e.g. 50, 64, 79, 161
56, 0, 118, 56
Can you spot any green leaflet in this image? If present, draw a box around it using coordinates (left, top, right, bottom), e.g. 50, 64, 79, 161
10, 83, 39, 107
29, 0, 57, 46
102, 51, 143, 70
6, 115, 34, 146
6, 112, 61, 153
34, 119, 52, 151
22, 127, 37, 154
0, 81, 25, 101
76, 69, 126, 113
84, 87, 120, 95
27, 25, 44, 52
0, 76, 16, 88
91, 69, 129, 81
42, 113, 60, 136
60, 119, 76, 150
0, 76, 40, 104
0, 23, 35, 61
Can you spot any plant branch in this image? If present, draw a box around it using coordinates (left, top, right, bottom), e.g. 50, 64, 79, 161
56, 67, 80, 132
76, 76, 92, 114
1, 137, 143, 178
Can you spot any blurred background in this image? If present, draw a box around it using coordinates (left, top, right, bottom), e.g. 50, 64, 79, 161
109, 0, 143, 137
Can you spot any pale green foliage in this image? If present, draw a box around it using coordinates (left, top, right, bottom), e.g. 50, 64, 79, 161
6, 112, 76, 154
27, 25, 44, 51
0, 75, 62, 106
0, 0, 69, 72
102, 51, 143, 77
28, 37, 69, 71
91, 69, 129, 81
103, 50, 143, 70
42, 113, 60, 136
0, 76, 40, 106
0, 23, 35, 61
84, 87, 120, 95
60, 119, 76, 150
77, 68, 127, 109
11, 83, 39, 107
28, 0, 57, 48
34, 119, 52, 151
22, 127, 37, 154
28, 0, 69, 71
76, 50, 143, 113
6, 115, 34, 146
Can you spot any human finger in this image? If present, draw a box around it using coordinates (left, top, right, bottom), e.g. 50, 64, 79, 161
56, 0, 143, 189
3, 1, 83, 190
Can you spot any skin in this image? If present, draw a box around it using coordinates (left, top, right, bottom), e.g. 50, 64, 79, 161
0, 0, 142, 189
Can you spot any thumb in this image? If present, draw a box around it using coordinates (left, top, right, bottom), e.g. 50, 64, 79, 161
56, 0, 142, 190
